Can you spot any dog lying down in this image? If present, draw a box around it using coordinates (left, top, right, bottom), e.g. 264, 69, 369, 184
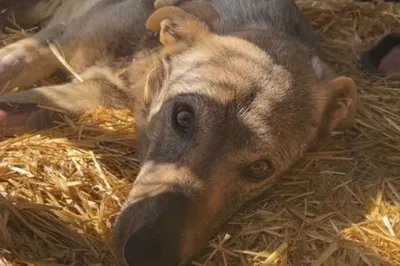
0, 0, 358, 265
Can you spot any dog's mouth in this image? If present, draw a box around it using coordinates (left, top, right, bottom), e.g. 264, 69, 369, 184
0, 109, 7, 125
0, 104, 33, 124
0, 103, 56, 136
0, 103, 35, 136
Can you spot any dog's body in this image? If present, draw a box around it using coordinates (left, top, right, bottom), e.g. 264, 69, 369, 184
0, 1, 358, 265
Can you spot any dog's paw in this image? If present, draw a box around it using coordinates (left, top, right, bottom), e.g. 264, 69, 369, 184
0, 49, 26, 92
0, 39, 41, 93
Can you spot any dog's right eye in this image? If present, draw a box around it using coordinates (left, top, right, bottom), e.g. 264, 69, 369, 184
244, 160, 274, 180
172, 105, 194, 134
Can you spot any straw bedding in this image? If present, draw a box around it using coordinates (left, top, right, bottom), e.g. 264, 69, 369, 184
0, 0, 399, 265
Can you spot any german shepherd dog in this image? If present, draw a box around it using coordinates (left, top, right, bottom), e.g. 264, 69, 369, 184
0, 0, 358, 265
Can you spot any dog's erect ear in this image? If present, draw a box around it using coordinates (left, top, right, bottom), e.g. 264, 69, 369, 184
146, 6, 212, 55
326, 76, 358, 132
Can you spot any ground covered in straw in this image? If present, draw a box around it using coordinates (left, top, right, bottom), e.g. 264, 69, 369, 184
0, 0, 400, 265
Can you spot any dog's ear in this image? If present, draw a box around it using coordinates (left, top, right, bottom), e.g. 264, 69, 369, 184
146, 6, 212, 55
154, 0, 220, 29
325, 76, 358, 132
177, 1, 220, 30
312, 56, 358, 133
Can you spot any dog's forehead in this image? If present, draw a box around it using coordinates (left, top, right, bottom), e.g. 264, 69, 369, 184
167, 35, 294, 100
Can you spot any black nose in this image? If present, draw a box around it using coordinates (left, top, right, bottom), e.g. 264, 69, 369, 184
124, 222, 179, 266
113, 191, 189, 266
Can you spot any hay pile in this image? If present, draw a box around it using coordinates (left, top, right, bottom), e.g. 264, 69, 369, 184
1, 0, 400, 265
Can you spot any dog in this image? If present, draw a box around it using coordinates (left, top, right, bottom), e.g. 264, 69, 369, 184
0, 0, 358, 265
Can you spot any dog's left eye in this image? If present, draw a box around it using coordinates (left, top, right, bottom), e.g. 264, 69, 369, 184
173, 105, 194, 133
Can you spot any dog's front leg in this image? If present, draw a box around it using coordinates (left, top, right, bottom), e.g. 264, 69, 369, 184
0, 24, 68, 95
0, 75, 133, 137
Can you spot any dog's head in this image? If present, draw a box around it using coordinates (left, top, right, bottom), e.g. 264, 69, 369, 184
113, 6, 357, 266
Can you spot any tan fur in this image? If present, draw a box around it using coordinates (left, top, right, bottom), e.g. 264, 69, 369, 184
0, 1, 358, 265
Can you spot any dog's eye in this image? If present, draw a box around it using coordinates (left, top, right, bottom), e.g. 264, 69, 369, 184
245, 160, 273, 179
173, 105, 194, 133
177, 109, 192, 128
